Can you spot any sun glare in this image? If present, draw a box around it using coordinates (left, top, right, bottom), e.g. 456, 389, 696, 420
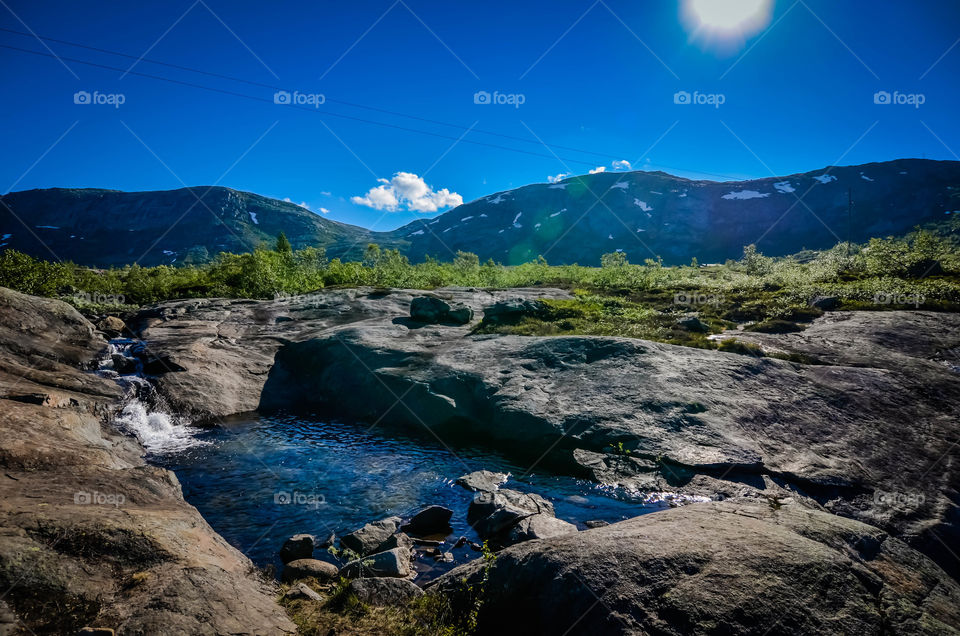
682, 0, 773, 49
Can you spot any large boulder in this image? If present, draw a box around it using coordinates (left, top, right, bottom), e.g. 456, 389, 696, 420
348, 577, 424, 606
340, 517, 402, 556
481, 298, 545, 325
409, 296, 474, 325
433, 501, 960, 635
403, 506, 454, 536
279, 534, 315, 564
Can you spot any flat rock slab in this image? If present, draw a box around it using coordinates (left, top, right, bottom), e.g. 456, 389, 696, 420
282, 559, 339, 583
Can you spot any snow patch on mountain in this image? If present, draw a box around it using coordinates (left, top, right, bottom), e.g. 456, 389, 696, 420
634, 199, 653, 212
611, 182, 629, 190
548, 183, 567, 190
249, 212, 258, 225
774, 181, 795, 193
722, 190, 769, 200
410, 229, 425, 236
861, 173, 874, 182
489, 193, 508, 203
813, 174, 837, 184
512, 212, 522, 228
461, 216, 474, 222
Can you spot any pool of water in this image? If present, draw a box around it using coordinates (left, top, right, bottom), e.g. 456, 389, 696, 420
156, 412, 668, 580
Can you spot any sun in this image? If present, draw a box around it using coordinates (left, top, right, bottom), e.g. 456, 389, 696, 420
681, 0, 773, 48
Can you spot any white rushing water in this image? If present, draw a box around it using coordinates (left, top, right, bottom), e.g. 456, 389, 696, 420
98, 338, 209, 454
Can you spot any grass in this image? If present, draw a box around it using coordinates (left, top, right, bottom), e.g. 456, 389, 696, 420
279, 578, 468, 636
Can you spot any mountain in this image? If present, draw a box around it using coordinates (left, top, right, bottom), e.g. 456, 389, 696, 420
3, 159, 959, 268
394, 158, 960, 265
0, 186, 387, 267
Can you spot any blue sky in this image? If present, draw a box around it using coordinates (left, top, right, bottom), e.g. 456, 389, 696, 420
1, 0, 958, 230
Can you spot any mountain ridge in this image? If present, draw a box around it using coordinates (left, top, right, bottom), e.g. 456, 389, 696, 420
2, 158, 958, 267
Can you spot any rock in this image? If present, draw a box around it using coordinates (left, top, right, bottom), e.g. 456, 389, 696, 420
340, 548, 412, 579
402, 506, 454, 536
433, 501, 960, 635
467, 489, 561, 546
76, 629, 115, 636
809, 295, 839, 310
455, 470, 509, 493
676, 315, 710, 332
379, 532, 414, 552
279, 534, 315, 564
572, 449, 659, 490
340, 517, 402, 556
281, 559, 339, 583
434, 552, 454, 563
584, 520, 609, 529
110, 353, 139, 374
481, 298, 545, 324
317, 532, 336, 549
348, 577, 424, 606
506, 515, 578, 544
284, 582, 322, 601
409, 296, 473, 325
0, 288, 295, 635
96, 315, 127, 337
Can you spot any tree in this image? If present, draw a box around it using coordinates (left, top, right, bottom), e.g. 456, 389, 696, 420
275, 232, 292, 253
601, 251, 628, 268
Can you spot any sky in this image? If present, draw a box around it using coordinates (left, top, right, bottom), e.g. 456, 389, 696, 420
1, 0, 958, 230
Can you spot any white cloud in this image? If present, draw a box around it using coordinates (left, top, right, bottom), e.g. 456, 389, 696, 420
283, 197, 310, 210
589, 166, 606, 174
548, 173, 570, 183
319, 207, 330, 214
320, 191, 332, 196
612, 159, 632, 171
351, 172, 462, 213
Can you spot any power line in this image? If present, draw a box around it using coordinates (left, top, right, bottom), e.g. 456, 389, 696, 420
0, 33, 748, 181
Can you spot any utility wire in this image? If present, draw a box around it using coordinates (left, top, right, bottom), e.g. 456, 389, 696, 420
0, 30, 748, 180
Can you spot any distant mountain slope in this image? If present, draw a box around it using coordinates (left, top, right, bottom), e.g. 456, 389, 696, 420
393, 159, 960, 265
3, 159, 959, 268
0, 187, 385, 267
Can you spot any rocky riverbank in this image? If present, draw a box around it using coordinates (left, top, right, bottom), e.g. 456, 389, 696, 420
0, 287, 294, 634
2, 284, 959, 634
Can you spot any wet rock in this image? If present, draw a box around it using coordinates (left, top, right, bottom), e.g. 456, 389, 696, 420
402, 505, 453, 536
584, 520, 609, 529
434, 552, 454, 563
340, 547, 412, 578
380, 532, 414, 552
317, 532, 336, 549
348, 577, 424, 606
284, 582, 322, 601
467, 489, 563, 546
340, 517, 402, 556
456, 470, 509, 493
110, 353, 139, 374
281, 559, 339, 583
